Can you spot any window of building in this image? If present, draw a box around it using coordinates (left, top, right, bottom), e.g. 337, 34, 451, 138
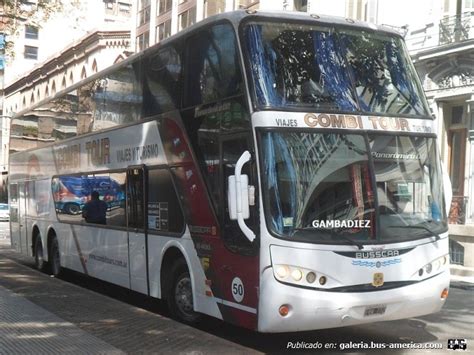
119, 1, 131, 13
24, 45, 38, 60
448, 129, 466, 196
157, 19, 171, 42
157, 0, 172, 15
179, 6, 196, 31
136, 31, 150, 52
25, 25, 39, 39
204, 0, 225, 17
138, 0, 151, 26
294, 0, 308, 12
465, 0, 474, 8
452, 106, 464, 124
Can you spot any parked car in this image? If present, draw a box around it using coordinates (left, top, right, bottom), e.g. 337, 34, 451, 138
0, 203, 9, 221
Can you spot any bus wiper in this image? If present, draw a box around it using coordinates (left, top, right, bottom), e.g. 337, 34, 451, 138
388, 223, 441, 241
332, 233, 364, 250
292, 227, 364, 249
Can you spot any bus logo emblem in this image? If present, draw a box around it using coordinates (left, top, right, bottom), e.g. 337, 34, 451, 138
372, 273, 384, 287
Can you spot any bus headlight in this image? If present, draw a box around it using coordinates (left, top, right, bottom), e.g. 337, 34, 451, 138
418, 254, 449, 277
273, 264, 329, 288
276, 265, 289, 279
291, 268, 303, 281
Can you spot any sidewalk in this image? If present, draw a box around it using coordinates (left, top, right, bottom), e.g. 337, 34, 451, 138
0, 285, 124, 355
0, 236, 257, 354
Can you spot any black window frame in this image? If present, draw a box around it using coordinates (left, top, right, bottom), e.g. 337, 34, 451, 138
24, 45, 38, 60
146, 166, 186, 236
25, 25, 39, 40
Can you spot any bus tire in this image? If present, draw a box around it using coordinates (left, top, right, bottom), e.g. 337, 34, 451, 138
34, 237, 46, 271
49, 236, 62, 277
167, 259, 201, 324
65, 203, 81, 215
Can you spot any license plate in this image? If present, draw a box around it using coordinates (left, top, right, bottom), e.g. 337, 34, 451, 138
364, 305, 386, 317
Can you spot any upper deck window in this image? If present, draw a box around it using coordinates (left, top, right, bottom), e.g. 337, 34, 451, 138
243, 21, 430, 117
184, 23, 242, 108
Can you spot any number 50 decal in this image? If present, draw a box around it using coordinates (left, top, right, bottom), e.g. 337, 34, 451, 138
231, 277, 244, 303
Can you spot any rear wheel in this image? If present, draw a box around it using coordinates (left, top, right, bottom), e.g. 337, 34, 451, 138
34, 237, 45, 271
49, 236, 61, 277
167, 259, 201, 324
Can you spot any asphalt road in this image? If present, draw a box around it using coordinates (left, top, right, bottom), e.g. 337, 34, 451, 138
0, 221, 472, 354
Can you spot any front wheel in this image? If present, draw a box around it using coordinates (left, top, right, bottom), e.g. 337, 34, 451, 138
167, 259, 201, 324
49, 236, 61, 277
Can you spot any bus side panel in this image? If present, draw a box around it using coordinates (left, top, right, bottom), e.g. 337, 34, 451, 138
69, 225, 130, 289
159, 118, 259, 330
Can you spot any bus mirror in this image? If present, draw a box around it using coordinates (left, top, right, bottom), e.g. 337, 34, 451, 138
227, 151, 256, 242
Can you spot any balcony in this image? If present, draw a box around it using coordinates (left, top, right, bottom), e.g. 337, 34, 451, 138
406, 11, 474, 52
439, 12, 472, 45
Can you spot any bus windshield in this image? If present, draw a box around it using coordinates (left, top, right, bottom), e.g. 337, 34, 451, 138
244, 21, 430, 116
259, 130, 447, 244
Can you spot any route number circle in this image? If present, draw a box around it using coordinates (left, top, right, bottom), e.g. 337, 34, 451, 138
231, 277, 244, 303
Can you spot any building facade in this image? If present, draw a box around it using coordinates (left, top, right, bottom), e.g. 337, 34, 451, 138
0, 0, 134, 202
405, 2, 474, 269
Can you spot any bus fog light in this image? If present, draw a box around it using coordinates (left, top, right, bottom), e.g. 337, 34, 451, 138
306, 272, 316, 283
279, 304, 290, 317
319, 276, 327, 285
441, 288, 449, 300
425, 263, 433, 274
291, 268, 303, 281
443, 255, 448, 265
276, 265, 289, 279
418, 268, 423, 277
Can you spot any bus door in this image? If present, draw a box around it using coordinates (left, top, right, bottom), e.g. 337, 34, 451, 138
9, 183, 21, 252
218, 134, 259, 320
126, 166, 148, 294
18, 182, 29, 254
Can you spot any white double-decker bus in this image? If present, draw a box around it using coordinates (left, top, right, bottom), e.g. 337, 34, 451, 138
9, 10, 450, 332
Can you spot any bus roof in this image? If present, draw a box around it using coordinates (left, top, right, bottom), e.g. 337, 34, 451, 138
11, 10, 402, 120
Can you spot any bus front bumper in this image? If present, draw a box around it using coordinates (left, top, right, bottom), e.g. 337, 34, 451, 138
257, 268, 449, 333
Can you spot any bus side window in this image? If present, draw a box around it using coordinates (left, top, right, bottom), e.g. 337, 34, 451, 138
143, 46, 182, 116
147, 169, 184, 234
184, 22, 242, 108
52, 173, 126, 226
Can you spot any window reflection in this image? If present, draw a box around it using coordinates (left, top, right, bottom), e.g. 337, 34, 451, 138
244, 21, 430, 116
52, 172, 126, 226
10, 63, 143, 154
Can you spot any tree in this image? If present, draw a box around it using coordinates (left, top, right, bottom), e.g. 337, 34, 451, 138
0, 0, 63, 55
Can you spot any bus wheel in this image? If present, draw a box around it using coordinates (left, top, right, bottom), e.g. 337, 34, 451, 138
167, 259, 201, 324
34, 237, 46, 271
50, 236, 62, 277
